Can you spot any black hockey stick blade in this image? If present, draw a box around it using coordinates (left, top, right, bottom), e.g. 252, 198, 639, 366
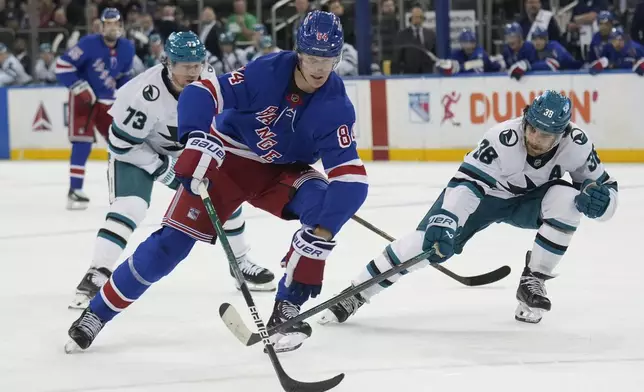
267, 347, 345, 392
432, 264, 511, 286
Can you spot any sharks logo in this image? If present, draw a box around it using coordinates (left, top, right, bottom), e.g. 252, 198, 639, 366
143, 84, 160, 102
498, 175, 537, 195
570, 128, 588, 145
160, 125, 184, 151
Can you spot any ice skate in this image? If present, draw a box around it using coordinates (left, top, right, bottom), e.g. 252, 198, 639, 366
66, 189, 90, 210
515, 251, 553, 324
230, 255, 276, 292
64, 307, 107, 353
318, 287, 367, 325
68, 267, 111, 309
266, 300, 312, 353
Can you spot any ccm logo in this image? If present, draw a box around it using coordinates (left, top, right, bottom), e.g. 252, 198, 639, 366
293, 237, 323, 258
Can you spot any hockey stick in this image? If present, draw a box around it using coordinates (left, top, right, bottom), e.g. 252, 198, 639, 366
197, 182, 344, 392
350, 215, 511, 287
219, 247, 436, 347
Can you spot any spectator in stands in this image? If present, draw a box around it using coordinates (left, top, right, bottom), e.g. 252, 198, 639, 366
0, 42, 32, 86
519, 0, 561, 42
375, 0, 398, 66
209, 32, 248, 74
336, 42, 358, 76
39, 0, 55, 27
12, 38, 30, 73
144, 33, 164, 67
589, 26, 644, 75
51, 7, 73, 33
200, 6, 223, 59
392, 4, 435, 75
328, 0, 355, 46
292, 0, 313, 45
567, 0, 608, 60
502, 22, 537, 80
226, 0, 257, 42
530, 26, 582, 71
252, 35, 281, 61
438, 29, 504, 75
588, 11, 614, 62
632, 1, 644, 46
34, 43, 57, 84
243, 24, 267, 62
156, 6, 179, 41
139, 14, 156, 37
57, 0, 84, 28
91, 18, 102, 33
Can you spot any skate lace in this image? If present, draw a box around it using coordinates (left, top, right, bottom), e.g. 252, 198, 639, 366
279, 301, 301, 319
338, 295, 363, 316
237, 257, 264, 276
78, 312, 103, 340
522, 275, 547, 297
90, 269, 109, 287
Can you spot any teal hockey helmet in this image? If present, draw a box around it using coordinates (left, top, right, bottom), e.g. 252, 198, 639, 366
165, 31, 206, 63
525, 90, 572, 134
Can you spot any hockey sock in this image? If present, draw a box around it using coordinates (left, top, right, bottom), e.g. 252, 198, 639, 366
222, 206, 250, 258
353, 230, 428, 300
92, 197, 148, 270
69, 141, 92, 190
89, 227, 195, 322
529, 221, 576, 275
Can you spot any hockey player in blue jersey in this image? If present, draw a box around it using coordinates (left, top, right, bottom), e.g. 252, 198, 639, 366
588, 11, 614, 62
502, 22, 538, 80
437, 29, 503, 75
320, 91, 618, 327
65, 11, 368, 354
530, 27, 583, 71
589, 27, 644, 75
56, 8, 135, 210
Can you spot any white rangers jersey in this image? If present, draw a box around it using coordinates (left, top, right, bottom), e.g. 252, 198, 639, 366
443, 117, 618, 226
107, 63, 217, 175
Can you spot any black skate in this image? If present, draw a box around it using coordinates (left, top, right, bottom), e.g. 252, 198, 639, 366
64, 307, 107, 353
66, 189, 90, 210
318, 287, 367, 325
515, 251, 553, 324
69, 267, 112, 309
230, 255, 276, 292
266, 300, 312, 353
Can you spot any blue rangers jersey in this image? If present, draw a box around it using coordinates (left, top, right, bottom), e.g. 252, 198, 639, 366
450, 46, 502, 73
502, 41, 538, 68
177, 51, 367, 235
588, 32, 611, 62
532, 41, 583, 71
600, 40, 644, 69
55, 34, 135, 100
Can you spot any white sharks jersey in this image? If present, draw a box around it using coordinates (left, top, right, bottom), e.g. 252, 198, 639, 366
107, 63, 217, 174
443, 116, 618, 225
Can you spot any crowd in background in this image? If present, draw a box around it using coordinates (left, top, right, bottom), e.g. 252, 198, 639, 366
0, 0, 643, 86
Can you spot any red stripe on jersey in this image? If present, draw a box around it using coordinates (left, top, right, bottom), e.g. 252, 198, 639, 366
102, 279, 132, 310
70, 168, 85, 175
197, 80, 220, 111
328, 164, 367, 179
55, 63, 74, 69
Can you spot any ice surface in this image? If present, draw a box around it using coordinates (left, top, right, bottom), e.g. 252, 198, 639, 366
1, 161, 643, 392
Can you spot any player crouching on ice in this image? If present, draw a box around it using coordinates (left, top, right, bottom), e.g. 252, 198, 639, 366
67, 31, 277, 310
320, 91, 617, 325
65, 11, 368, 354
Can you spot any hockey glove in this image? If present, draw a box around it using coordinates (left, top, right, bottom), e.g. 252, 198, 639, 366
509, 60, 530, 80
574, 179, 611, 219
70, 80, 96, 106
437, 59, 460, 76
174, 131, 226, 195
422, 209, 458, 263
281, 227, 336, 301
633, 59, 644, 76
489, 54, 506, 71
153, 155, 180, 190
589, 57, 609, 75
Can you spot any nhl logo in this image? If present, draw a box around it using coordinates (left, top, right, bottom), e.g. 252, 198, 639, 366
534, 159, 542, 167
316, 32, 329, 42
290, 94, 299, 103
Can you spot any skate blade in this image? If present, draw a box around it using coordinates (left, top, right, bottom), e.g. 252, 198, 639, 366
66, 200, 89, 211
514, 302, 547, 324
317, 310, 340, 325
68, 293, 90, 310
64, 339, 82, 354
235, 281, 277, 292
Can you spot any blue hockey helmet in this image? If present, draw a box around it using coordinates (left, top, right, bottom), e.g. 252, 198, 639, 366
598, 11, 614, 24
100, 8, 121, 22
532, 26, 548, 39
610, 26, 625, 40
296, 10, 344, 58
458, 28, 476, 43
525, 91, 572, 135
259, 35, 274, 49
504, 22, 523, 38
165, 31, 206, 63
